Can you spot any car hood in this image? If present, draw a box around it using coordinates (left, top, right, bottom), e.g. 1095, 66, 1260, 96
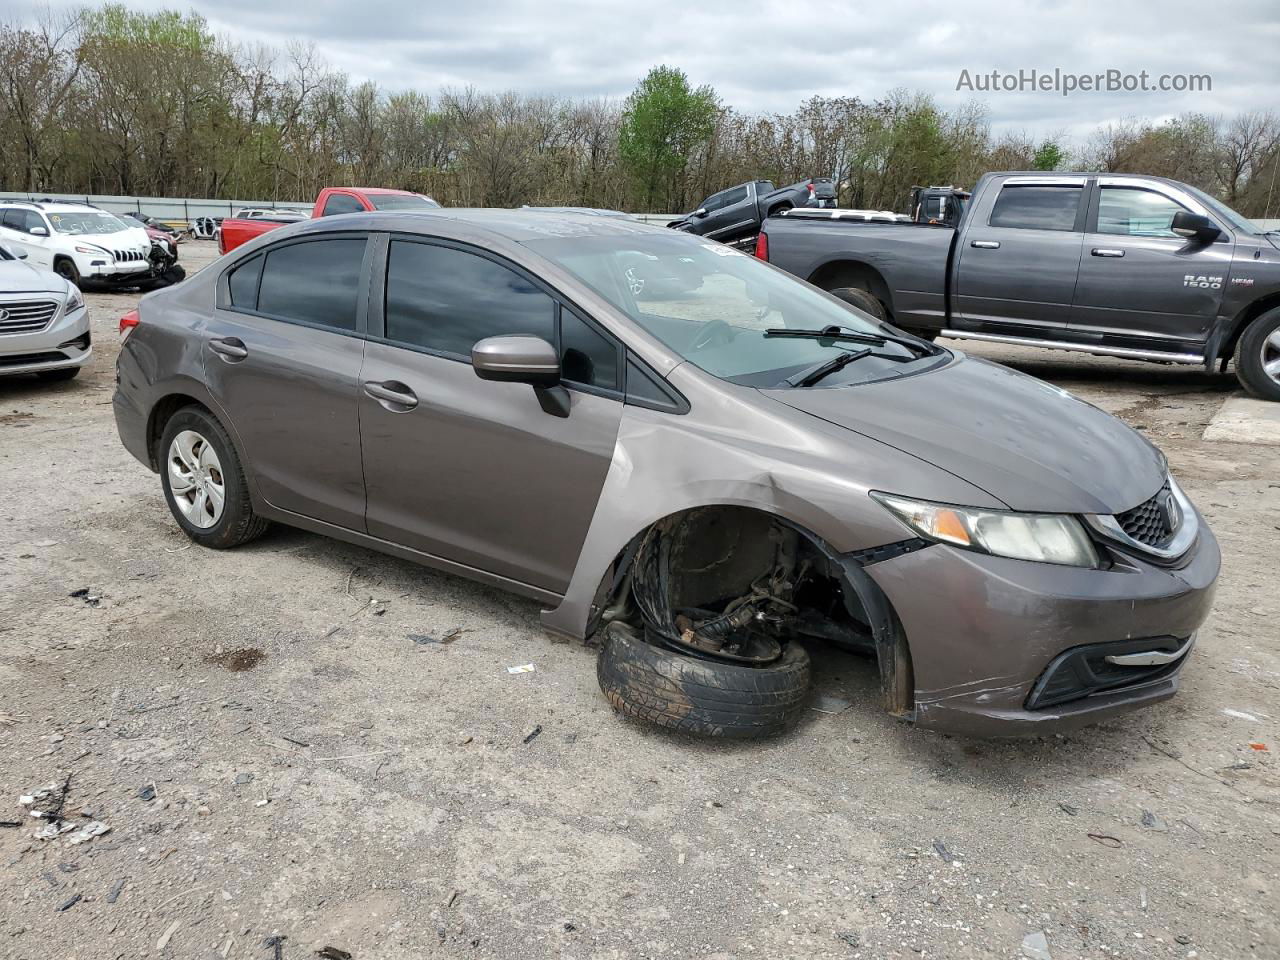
0, 258, 66, 294
762, 355, 1165, 515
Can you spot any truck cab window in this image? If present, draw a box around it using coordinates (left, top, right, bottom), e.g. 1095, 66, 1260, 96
1097, 187, 1189, 238
320, 193, 365, 216
989, 185, 1082, 231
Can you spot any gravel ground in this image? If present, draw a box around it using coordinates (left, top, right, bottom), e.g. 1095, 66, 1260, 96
1, 241, 1277, 960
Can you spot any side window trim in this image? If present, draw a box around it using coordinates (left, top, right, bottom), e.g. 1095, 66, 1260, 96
214, 232, 374, 338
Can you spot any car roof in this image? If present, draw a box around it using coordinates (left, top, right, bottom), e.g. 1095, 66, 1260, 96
290, 208, 669, 243
329, 187, 423, 196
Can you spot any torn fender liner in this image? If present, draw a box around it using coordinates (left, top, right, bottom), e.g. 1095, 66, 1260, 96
836, 556, 914, 717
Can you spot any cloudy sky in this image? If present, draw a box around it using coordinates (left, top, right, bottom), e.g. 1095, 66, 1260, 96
22, 0, 1280, 139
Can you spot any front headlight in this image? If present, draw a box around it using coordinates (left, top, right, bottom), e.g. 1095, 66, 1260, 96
75, 243, 110, 257
65, 287, 84, 312
872, 492, 1100, 568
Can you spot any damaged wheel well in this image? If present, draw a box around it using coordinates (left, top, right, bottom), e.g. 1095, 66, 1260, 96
587, 505, 914, 717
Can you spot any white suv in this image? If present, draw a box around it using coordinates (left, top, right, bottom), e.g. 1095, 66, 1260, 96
0, 241, 90, 381
0, 201, 151, 287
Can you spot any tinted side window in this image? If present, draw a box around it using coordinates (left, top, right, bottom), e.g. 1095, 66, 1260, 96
702, 191, 727, 213
227, 254, 263, 310
384, 241, 554, 357
1097, 187, 1188, 238
0, 209, 20, 230
256, 239, 365, 331
560, 308, 619, 391
320, 193, 365, 216
23, 211, 47, 234
989, 186, 1082, 231
720, 185, 749, 207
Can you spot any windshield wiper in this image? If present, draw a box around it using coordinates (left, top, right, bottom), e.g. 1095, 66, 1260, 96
782, 348, 872, 387
764, 324, 933, 356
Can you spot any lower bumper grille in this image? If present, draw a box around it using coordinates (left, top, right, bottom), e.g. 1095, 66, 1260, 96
0, 299, 59, 334
1026, 635, 1192, 710
0, 350, 67, 368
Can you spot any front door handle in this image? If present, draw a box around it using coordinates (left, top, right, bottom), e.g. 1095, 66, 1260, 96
1091, 248, 1125, 258
208, 337, 248, 361
970, 240, 1000, 249
363, 380, 418, 411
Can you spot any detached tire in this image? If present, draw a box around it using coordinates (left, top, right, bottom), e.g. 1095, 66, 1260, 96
1234, 306, 1280, 402
597, 623, 811, 739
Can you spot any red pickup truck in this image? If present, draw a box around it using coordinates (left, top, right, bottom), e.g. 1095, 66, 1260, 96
217, 187, 441, 254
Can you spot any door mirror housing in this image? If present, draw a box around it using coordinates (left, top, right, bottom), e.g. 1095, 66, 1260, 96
472, 335, 561, 387
1170, 210, 1221, 243
29, 225, 49, 237
693, 207, 708, 218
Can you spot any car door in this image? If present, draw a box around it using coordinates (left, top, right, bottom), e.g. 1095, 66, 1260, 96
1, 209, 52, 268
358, 235, 624, 595
953, 177, 1086, 331
1070, 178, 1232, 344
204, 233, 372, 531
702, 184, 755, 240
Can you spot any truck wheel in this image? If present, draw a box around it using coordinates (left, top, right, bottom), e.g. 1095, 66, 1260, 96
596, 622, 811, 739
830, 286, 888, 323
54, 258, 81, 288
1235, 306, 1280, 402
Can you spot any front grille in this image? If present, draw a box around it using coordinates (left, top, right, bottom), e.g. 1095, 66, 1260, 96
0, 299, 59, 335
112, 248, 146, 262
1114, 481, 1174, 546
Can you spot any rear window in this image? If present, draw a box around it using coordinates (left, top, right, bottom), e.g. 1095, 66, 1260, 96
256, 238, 366, 331
989, 185, 1082, 231
227, 254, 263, 309
368, 194, 441, 211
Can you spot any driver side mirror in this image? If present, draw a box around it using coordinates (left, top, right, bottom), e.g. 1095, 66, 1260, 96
1171, 210, 1221, 243
29, 226, 48, 237
693, 208, 708, 218
472, 335, 561, 387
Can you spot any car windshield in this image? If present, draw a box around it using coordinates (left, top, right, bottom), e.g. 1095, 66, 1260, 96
528, 233, 945, 388
48, 211, 130, 235
1183, 185, 1261, 235
369, 194, 440, 211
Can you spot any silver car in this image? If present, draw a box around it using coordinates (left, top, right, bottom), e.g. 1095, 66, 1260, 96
0, 242, 90, 381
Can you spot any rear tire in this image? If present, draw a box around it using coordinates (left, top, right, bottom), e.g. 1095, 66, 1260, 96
1234, 306, 1280, 402
53, 258, 81, 288
596, 622, 811, 739
36, 366, 80, 382
830, 285, 888, 323
158, 406, 269, 549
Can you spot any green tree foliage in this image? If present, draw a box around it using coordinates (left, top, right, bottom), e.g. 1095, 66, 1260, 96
1032, 141, 1064, 171
618, 66, 719, 210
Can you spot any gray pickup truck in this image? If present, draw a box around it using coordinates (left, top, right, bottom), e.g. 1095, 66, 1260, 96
756, 171, 1280, 400
669, 178, 837, 245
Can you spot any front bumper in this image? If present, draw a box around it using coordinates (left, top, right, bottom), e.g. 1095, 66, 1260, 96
0, 305, 92, 376
79, 255, 150, 279
866, 520, 1220, 736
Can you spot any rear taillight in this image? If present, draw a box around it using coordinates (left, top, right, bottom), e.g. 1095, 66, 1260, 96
119, 309, 139, 338
754, 231, 769, 261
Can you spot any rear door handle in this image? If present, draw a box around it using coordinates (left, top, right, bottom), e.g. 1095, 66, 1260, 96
208, 337, 248, 360
1091, 248, 1125, 258
970, 240, 1000, 249
363, 380, 418, 411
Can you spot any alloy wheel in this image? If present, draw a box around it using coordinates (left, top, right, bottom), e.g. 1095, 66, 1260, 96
1262, 329, 1280, 386
167, 430, 225, 528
